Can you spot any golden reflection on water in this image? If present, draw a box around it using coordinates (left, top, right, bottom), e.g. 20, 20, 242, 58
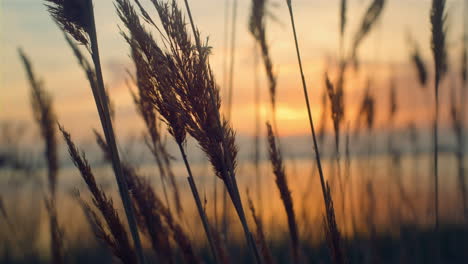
0, 152, 466, 260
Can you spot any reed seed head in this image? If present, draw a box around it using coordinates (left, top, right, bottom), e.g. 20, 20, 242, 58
45, 0, 91, 46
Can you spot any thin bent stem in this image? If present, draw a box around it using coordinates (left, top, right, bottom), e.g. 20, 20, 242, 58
434, 81, 439, 229
286, 0, 327, 201
87, 3, 144, 263
253, 43, 262, 218
177, 143, 219, 264
227, 0, 238, 121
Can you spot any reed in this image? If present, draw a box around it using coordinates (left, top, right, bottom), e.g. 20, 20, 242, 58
60, 126, 137, 264
44, 1, 144, 260
247, 192, 275, 264
409, 38, 428, 88
430, 0, 447, 229
180, 1, 262, 261
455, 12, 467, 221
285, 1, 345, 263
116, 1, 221, 261
449, 86, 467, 221
95, 131, 174, 263
18, 49, 64, 264
387, 79, 416, 220
266, 122, 299, 263
249, 0, 277, 128
226, 0, 239, 121
351, 0, 386, 65
130, 56, 182, 217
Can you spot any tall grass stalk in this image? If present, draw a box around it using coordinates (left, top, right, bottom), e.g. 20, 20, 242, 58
430, 0, 447, 229
266, 123, 299, 263
182, 1, 262, 262
60, 127, 137, 264
247, 192, 275, 264
18, 49, 64, 264
249, 0, 278, 130
117, 2, 219, 260
226, 0, 238, 121
285, 1, 344, 263
44, 1, 145, 261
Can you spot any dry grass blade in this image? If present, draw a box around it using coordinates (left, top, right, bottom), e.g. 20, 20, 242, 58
247, 192, 275, 264
266, 122, 299, 263
59, 126, 137, 264
351, 0, 386, 63
430, 0, 447, 229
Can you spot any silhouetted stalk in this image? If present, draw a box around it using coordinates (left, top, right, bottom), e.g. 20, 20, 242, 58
286, 1, 344, 263
19, 49, 64, 264
430, 0, 447, 230
286, 0, 326, 214
85, 3, 144, 261
177, 143, 219, 264
458, 4, 467, 221
227, 0, 238, 121
253, 44, 262, 218
183, 1, 262, 262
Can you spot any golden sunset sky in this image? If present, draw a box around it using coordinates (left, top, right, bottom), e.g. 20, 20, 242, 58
1, 0, 466, 140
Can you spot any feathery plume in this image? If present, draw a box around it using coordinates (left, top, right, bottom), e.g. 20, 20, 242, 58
325, 73, 344, 154
95, 131, 175, 263
44, 0, 91, 47
117, 2, 223, 261
249, 0, 277, 120
351, 0, 386, 62
339, 0, 347, 39
410, 43, 428, 88
431, 0, 448, 87
18, 49, 58, 196
19, 49, 64, 264
60, 126, 137, 264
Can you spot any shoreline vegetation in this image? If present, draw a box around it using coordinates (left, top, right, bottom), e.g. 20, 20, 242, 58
1, 0, 467, 263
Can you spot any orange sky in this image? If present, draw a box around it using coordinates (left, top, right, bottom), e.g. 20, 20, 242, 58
1, 0, 467, 140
